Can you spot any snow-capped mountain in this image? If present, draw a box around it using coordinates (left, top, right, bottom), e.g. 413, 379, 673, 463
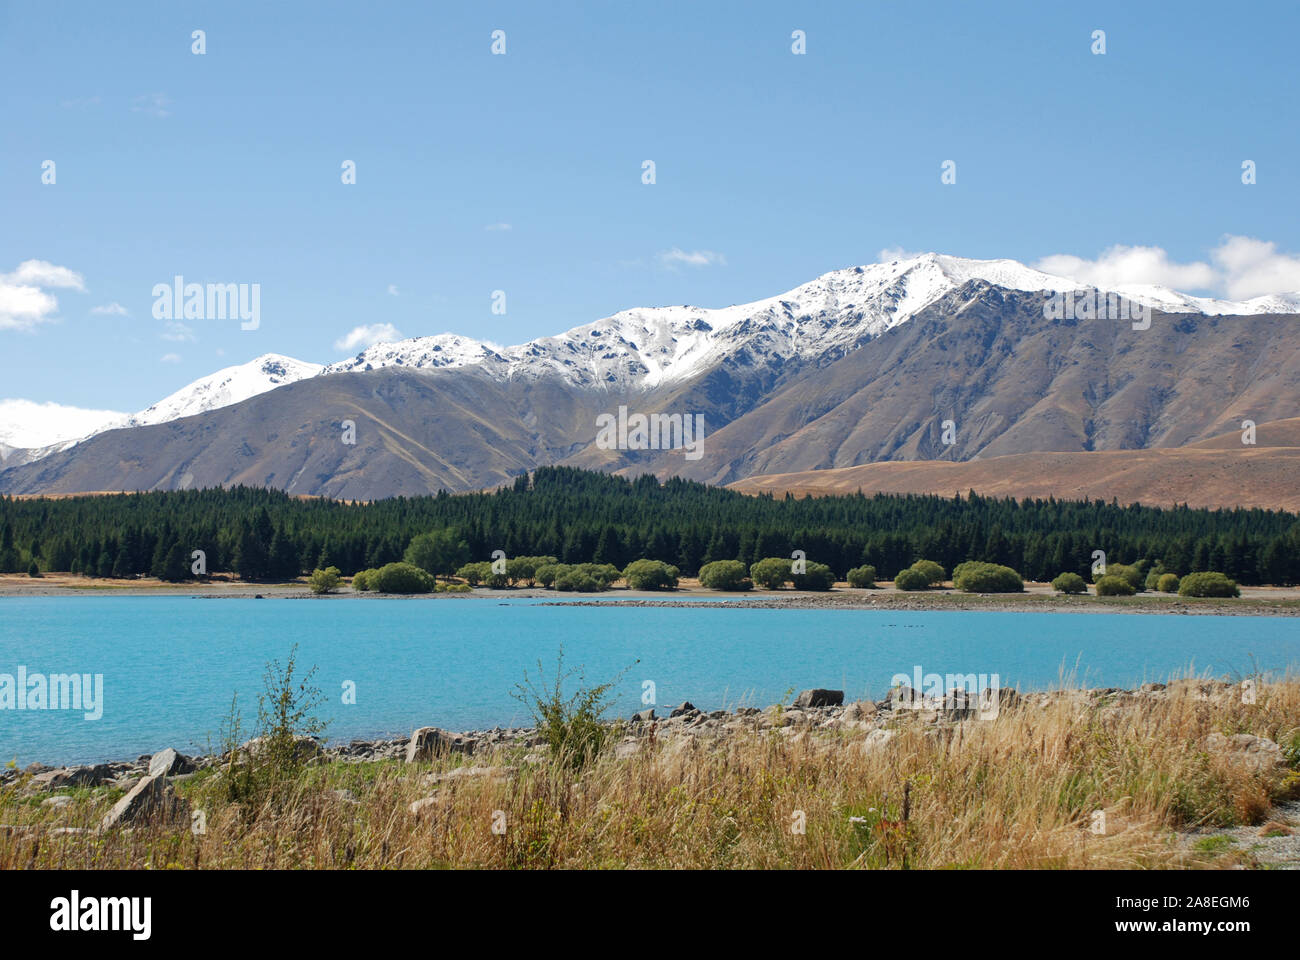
125, 354, 323, 428
6, 253, 1300, 499
5, 254, 1299, 471
0, 354, 321, 465
320, 253, 1300, 390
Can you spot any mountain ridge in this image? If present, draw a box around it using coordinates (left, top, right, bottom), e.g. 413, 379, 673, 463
4, 278, 1299, 501
8, 253, 1298, 464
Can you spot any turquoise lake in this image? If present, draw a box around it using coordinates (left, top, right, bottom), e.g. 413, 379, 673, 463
1, 596, 1297, 765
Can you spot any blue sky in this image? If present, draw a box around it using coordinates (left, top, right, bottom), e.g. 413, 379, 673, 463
3, 0, 1299, 411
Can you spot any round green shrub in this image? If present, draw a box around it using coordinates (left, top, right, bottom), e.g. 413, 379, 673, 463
574, 563, 621, 587
698, 560, 753, 591
622, 558, 680, 591
750, 557, 792, 590
351, 569, 371, 591
790, 561, 835, 591
369, 561, 435, 594
1094, 574, 1136, 596
534, 563, 566, 588
506, 555, 557, 587
553, 570, 603, 592
454, 561, 492, 586
952, 561, 1024, 593
845, 565, 877, 588
909, 559, 946, 585
1177, 571, 1240, 598
308, 566, 341, 595
1102, 562, 1146, 592
1157, 573, 1181, 593
894, 568, 930, 591
1051, 572, 1087, 594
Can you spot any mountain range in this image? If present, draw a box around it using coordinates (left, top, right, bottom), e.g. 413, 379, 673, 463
3, 254, 1298, 504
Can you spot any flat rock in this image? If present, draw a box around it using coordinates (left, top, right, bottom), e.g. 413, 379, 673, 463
406, 727, 478, 763
843, 700, 878, 721
794, 689, 844, 709
148, 748, 196, 778
408, 795, 441, 816
857, 728, 896, 755
1203, 733, 1287, 771
100, 774, 188, 830
240, 736, 323, 763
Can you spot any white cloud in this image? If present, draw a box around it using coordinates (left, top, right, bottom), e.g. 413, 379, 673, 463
1210, 236, 1300, 300
4, 260, 86, 290
0, 260, 85, 331
161, 320, 196, 342
132, 93, 171, 118
334, 323, 403, 352
387, 284, 400, 297
0, 398, 126, 449
657, 247, 726, 269
91, 302, 129, 316
877, 247, 926, 263
160, 353, 182, 364
485, 223, 513, 232
1033, 245, 1217, 291
1031, 236, 1300, 299
0, 284, 59, 331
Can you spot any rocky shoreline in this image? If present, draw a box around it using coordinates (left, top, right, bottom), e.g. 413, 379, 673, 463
7, 678, 1291, 805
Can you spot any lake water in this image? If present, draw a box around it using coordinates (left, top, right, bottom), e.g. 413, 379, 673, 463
1, 596, 1297, 766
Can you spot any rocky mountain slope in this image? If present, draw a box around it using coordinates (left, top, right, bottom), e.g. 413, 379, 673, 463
3, 274, 1298, 500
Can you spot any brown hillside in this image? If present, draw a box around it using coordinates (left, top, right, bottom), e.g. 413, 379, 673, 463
728, 420, 1300, 511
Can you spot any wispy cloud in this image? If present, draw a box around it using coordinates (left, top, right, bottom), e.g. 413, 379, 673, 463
387, 284, 400, 297
161, 320, 196, 342
132, 93, 172, 118
485, 222, 513, 232
1033, 236, 1300, 299
657, 247, 726, 269
159, 353, 182, 364
334, 323, 403, 352
91, 302, 129, 316
877, 247, 926, 263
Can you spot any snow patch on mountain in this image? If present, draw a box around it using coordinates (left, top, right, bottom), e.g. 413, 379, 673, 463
126, 354, 323, 427
0, 354, 321, 465
7, 254, 1299, 469
318, 253, 1300, 390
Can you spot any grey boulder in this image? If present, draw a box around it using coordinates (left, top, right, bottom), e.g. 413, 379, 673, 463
794, 689, 844, 709
148, 748, 196, 778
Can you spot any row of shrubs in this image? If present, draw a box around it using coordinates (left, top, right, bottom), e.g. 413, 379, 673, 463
695, 558, 837, 591
1051, 567, 1240, 598
337, 556, 1239, 598
348, 559, 680, 595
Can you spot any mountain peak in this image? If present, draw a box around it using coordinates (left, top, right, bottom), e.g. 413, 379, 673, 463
6, 255, 1299, 464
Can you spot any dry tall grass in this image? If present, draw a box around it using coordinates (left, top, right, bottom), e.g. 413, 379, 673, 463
3, 679, 1297, 870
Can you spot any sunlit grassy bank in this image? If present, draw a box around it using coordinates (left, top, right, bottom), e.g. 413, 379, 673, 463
3, 677, 1297, 870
